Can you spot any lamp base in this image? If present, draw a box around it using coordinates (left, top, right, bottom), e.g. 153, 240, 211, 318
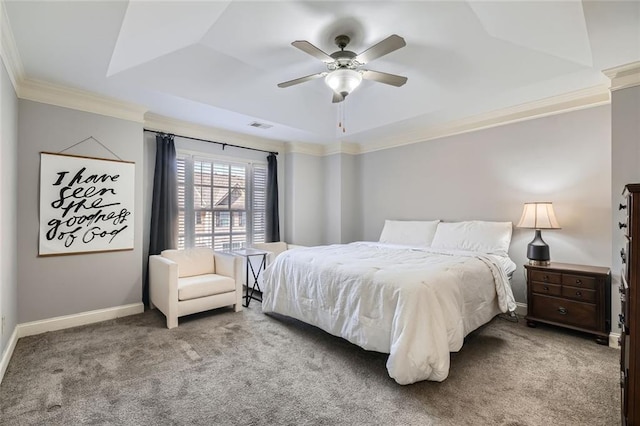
526, 229, 551, 265
528, 259, 551, 266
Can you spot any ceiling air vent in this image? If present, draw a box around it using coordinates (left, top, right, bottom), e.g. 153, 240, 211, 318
248, 121, 273, 129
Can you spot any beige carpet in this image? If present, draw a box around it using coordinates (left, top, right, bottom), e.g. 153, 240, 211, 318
0, 304, 620, 425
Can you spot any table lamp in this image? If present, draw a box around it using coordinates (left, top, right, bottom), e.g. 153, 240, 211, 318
517, 202, 561, 266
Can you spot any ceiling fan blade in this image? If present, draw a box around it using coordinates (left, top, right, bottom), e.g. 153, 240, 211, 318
291, 40, 334, 63
277, 72, 326, 88
361, 70, 408, 87
332, 92, 345, 103
355, 34, 406, 64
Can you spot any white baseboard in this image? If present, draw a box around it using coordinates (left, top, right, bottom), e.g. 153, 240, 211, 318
610, 332, 621, 349
515, 302, 527, 317
0, 301, 621, 386
0, 326, 19, 385
17, 302, 144, 338
1, 303, 143, 386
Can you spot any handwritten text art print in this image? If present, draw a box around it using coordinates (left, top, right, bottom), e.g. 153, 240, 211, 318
39, 152, 135, 256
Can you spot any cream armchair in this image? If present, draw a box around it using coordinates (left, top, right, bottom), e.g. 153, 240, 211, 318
149, 248, 242, 329
251, 242, 304, 265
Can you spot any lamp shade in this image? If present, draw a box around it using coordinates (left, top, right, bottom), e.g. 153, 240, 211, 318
517, 202, 561, 229
325, 69, 362, 97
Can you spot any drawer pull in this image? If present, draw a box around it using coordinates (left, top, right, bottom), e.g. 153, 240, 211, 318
575, 291, 582, 297
558, 307, 568, 315
575, 279, 582, 285
619, 313, 625, 324
543, 275, 549, 282
619, 222, 627, 229
543, 285, 549, 291
621, 248, 626, 264
620, 203, 627, 210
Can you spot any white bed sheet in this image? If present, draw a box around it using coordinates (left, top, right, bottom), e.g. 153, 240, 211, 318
261, 242, 516, 384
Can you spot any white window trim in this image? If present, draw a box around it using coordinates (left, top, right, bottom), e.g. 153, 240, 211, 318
177, 149, 267, 251
177, 148, 267, 167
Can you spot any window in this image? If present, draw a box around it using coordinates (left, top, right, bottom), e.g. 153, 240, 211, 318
177, 154, 266, 251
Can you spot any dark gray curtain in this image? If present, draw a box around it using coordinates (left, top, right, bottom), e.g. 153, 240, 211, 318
145, 134, 178, 306
266, 153, 280, 242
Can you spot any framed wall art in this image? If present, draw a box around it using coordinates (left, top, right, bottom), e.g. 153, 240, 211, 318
39, 152, 135, 256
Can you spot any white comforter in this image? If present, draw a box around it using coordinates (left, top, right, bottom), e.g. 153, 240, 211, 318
261, 242, 517, 384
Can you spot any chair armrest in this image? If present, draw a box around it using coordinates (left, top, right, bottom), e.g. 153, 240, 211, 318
149, 255, 178, 316
214, 253, 242, 305
213, 252, 239, 279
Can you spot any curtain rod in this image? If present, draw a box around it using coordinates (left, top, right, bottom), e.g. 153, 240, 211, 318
143, 128, 278, 156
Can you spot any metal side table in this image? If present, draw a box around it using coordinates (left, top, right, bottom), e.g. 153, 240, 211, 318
231, 248, 268, 307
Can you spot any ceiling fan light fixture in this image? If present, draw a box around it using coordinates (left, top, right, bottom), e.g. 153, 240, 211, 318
325, 69, 362, 97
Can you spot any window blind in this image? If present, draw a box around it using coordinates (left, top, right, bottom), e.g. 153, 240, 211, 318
176, 153, 266, 250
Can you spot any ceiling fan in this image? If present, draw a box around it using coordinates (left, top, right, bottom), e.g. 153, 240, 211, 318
278, 34, 408, 103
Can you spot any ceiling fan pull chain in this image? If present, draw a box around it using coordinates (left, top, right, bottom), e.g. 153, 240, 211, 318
343, 101, 346, 133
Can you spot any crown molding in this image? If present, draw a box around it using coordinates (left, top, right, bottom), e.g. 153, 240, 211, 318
324, 141, 361, 156
0, 0, 25, 92
358, 84, 611, 154
284, 141, 326, 156
6, 74, 613, 157
20, 78, 147, 122
284, 140, 361, 156
144, 113, 285, 154
603, 61, 640, 92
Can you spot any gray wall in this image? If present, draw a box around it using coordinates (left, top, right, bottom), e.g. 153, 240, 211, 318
324, 154, 341, 244
340, 153, 360, 244
17, 100, 143, 323
284, 152, 324, 246
359, 106, 612, 303
323, 153, 360, 245
0, 59, 18, 355
611, 84, 640, 335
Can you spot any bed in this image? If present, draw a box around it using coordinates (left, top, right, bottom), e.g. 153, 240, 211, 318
261, 220, 517, 385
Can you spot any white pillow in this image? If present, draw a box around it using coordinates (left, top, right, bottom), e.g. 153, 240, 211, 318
431, 221, 513, 256
378, 220, 441, 247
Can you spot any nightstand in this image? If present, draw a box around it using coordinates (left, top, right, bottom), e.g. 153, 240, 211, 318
525, 262, 611, 345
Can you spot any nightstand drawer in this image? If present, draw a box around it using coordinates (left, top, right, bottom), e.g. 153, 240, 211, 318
562, 274, 596, 290
531, 281, 561, 296
529, 270, 562, 284
561, 286, 596, 303
530, 294, 597, 329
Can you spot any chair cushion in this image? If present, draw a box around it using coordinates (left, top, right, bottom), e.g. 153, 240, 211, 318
162, 248, 215, 278
177, 274, 236, 301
